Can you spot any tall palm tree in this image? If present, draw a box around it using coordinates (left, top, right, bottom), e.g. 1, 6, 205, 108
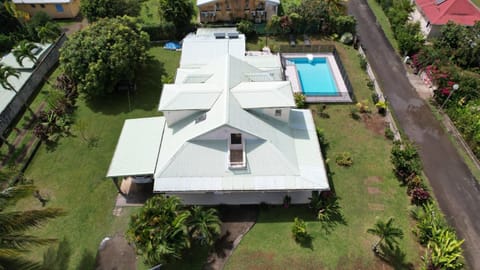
13, 41, 39, 67
0, 63, 36, 116
367, 217, 404, 253
0, 183, 65, 270
37, 22, 61, 44
188, 206, 221, 246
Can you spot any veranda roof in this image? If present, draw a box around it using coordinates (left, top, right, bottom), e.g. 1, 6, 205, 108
106, 117, 165, 178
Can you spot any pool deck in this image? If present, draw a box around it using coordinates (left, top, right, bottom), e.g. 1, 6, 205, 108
282, 53, 352, 103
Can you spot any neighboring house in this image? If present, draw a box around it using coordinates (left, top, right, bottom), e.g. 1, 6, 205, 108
12, 0, 80, 19
411, 0, 480, 38
107, 28, 330, 205
0, 43, 54, 136
198, 0, 280, 23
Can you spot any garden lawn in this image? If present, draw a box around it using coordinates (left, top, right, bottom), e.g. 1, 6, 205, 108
226, 44, 422, 269
14, 46, 181, 269
366, 0, 399, 52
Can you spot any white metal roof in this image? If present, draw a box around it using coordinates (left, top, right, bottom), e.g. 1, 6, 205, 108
106, 117, 165, 177
231, 81, 295, 108
158, 84, 222, 111
0, 43, 52, 70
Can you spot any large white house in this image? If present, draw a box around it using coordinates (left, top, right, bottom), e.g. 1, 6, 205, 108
107, 28, 330, 205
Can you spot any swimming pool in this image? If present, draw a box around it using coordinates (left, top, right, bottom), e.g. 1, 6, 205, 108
290, 57, 338, 96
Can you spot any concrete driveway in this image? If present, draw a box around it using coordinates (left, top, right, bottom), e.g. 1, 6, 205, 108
348, 0, 480, 268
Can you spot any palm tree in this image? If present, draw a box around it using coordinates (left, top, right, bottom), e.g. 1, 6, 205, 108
188, 206, 221, 246
0, 63, 36, 116
37, 22, 61, 44
0, 183, 65, 270
367, 217, 404, 253
12, 41, 39, 67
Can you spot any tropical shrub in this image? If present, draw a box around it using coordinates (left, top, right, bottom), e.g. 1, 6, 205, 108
384, 127, 394, 140
237, 20, 255, 38
127, 195, 221, 266
356, 100, 370, 113
367, 217, 404, 253
294, 92, 306, 108
390, 141, 422, 179
335, 152, 353, 167
291, 217, 310, 243
406, 175, 424, 195
350, 107, 360, 120
425, 228, 464, 270
411, 187, 431, 205
375, 100, 387, 116
359, 54, 367, 70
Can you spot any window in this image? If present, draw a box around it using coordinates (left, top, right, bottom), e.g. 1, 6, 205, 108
426, 21, 431, 28
215, 3, 220, 11
226, 1, 230, 10
55, 4, 64, 12
275, 109, 282, 117
30, 4, 36, 8
244, 0, 249, 9
231, 133, 242, 144
40, 4, 45, 8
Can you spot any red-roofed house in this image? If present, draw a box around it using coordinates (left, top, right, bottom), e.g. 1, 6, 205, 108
410, 0, 480, 38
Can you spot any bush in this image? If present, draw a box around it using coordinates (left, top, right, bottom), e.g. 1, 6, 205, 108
411, 187, 430, 205
0, 34, 13, 54
391, 141, 422, 179
294, 92, 306, 108
406, 174, 424, 195
375, 101, 387, 116
350, 107, 360, 120
25, 11, 52, 41
359, 54, 367, 70
356, 100, 370, 113
384, 127, 395, 140
292, 217, 310, 243
367, 79, 375, 91
335, 152, 353, 167
371, 92, 379, 104
334, 16, 356, 35
236, 20, 255, 37
141, 22, 176, 41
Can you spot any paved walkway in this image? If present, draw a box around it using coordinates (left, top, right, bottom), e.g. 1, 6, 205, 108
348, 1, 480, 268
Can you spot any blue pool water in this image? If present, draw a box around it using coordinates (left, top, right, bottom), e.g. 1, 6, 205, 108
290, 57, 338, 96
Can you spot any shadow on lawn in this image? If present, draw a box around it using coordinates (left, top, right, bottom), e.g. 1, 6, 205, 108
376, 244, 415, 270
76, 249, 96, 270
86, 57, 166, 115
42, 238, 71, 269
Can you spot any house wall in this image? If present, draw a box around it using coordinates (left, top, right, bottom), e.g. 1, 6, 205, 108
166, 190, 317, 205
163, 110, 200, 126
409, 4, 443, 39
198, 0, 277, 23
15, 0, 80, 19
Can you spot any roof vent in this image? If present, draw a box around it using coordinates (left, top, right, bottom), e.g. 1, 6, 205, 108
228, 32, 239, 39
435, 0, 446, 5
214, 32, 226, 39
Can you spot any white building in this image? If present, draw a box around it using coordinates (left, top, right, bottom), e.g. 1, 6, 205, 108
107, 28, 330, 205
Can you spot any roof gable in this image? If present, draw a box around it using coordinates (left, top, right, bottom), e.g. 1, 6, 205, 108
415, 0, 480, 25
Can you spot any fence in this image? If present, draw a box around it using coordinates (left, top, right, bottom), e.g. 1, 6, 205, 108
0, 34, 67, 136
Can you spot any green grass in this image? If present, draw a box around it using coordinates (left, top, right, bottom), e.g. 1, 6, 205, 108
14, 46, 181, 269
226, 43, 421, 269
366, 0, 399, 52
472, 0, 480, 8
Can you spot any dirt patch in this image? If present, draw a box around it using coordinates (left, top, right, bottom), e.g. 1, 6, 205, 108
337, 256, 395, 270
368, 203, 385, 211
364, 176, 384, 185
205, 206, 258, 270
95, 234, 136, 270
362, 114, 386, 136
367, 187, 382, 195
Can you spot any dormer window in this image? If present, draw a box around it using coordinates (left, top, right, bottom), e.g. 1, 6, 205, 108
229, 133, 246, 168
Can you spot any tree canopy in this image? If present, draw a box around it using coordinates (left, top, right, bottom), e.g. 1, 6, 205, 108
60, 16, 149, 99
127, 195, 221, 266
80, 0, 141, 22
158, 0, 194, 34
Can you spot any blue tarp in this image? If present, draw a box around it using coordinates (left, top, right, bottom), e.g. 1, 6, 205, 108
163, 42, 181, 50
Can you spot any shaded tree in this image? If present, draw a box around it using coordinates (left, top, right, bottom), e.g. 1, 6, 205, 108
158, 0, 194, 34
367, 217, 404, 253
188, 206, 221, 246
37, 22, 61, 44
60, 16, 149, 99
80, 0, 141, 22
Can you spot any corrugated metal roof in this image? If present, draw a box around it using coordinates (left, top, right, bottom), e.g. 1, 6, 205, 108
106, 117, 166, 177
231, 81, 295, 108
0, 72, 31, 114
0, 43, 51, 70
158, 84, 222, 111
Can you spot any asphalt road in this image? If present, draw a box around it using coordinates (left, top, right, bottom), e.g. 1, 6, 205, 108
348, 1, 480, 268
